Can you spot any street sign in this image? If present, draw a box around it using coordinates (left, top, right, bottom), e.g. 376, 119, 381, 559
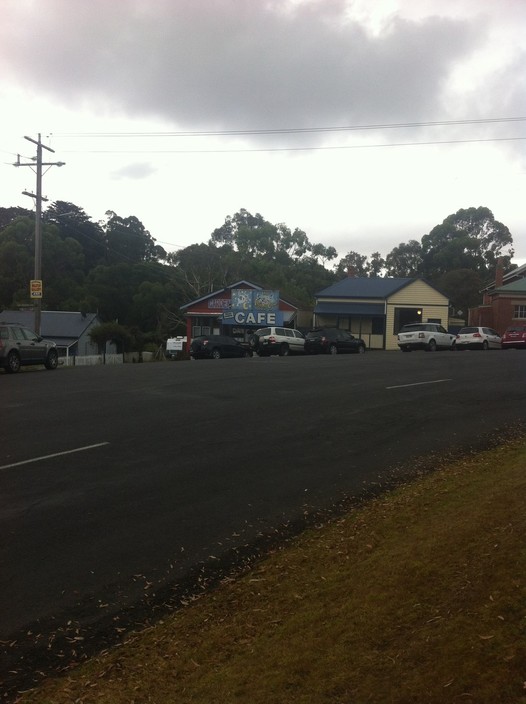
30, 280, 43, 298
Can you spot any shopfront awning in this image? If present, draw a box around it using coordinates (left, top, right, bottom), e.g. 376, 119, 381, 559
314, 302, 385, 316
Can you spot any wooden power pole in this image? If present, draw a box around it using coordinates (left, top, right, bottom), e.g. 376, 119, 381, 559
14, 134, 65, 335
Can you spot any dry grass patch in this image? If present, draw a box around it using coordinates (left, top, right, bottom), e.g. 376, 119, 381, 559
18, 441, 526, 704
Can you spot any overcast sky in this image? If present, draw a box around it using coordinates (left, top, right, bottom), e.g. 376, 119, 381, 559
1, 0, 525, 265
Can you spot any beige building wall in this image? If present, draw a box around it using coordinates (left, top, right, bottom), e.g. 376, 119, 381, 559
314, 280, 449, 350
385, 280, 449, 351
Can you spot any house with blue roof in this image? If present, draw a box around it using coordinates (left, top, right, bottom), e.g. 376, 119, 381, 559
314, 276, 450, 350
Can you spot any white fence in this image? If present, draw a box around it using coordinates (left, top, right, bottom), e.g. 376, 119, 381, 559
63, 354, 124, 367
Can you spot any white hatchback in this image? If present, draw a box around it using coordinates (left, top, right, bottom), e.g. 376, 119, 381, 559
455, 326, 502, 350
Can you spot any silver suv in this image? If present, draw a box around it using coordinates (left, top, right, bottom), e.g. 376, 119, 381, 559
250, 327, 305, 356
0, 322, 58, 373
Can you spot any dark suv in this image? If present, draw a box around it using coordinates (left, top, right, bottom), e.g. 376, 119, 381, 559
190, 334, 251, 360
0, 322, 59, 373
305, 328, 366, 355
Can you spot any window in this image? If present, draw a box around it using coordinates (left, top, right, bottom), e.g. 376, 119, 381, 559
394, 308, 422, 334
371, 317, 384, 335
21, 327, 38, 341
514, 305, 526, 319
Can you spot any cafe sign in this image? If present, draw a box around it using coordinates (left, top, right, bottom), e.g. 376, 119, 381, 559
223, 289, 282, 325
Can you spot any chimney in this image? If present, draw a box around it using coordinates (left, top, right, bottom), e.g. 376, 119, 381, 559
346, 266, 356, 278
495, 257, 504, 288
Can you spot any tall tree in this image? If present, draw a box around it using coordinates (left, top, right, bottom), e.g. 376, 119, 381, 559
385, 240, 423, 277
335, 251, 369, 277
437, 268, 483, 318
421, 207, 514, 280
209, 209, 335, 265
44, 201, 106, 271
104, 212, 166, 264
368, 251, 386, 277
0, 217, 34, 308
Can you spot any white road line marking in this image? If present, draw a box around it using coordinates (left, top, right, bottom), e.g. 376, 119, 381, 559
0, 442, 110, 470
386, 379, 452, 390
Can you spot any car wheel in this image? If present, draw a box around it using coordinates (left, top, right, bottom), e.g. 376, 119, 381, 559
401, 346, 411, 352
329, 344, 338, 355
482, 340, 489, 350
6, 350, 21, 373
279, 343, 290, 357
357, 344, 365, 354
427, 339, 437, 351
211, 348, 221, 359
45, 349, 59, 370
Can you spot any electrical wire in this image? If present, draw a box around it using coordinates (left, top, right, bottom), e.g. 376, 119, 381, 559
50, 116, 526, 138
58, 135, 526, 155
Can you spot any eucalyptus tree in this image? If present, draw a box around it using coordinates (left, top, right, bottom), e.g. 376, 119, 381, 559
385, 240, 423, 277
44, 201, 106, 271
421, 207, 514, 280
103, 211, 166, 265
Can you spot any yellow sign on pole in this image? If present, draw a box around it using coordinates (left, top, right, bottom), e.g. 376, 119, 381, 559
30, 279, 43, 298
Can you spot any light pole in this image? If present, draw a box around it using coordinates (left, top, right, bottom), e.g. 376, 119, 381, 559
14, 134, 65, 335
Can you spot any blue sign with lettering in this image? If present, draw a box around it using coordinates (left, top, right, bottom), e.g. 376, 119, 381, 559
222, 310, 284, 326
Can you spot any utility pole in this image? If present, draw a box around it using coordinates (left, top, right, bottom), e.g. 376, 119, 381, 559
13, 134, 65, 335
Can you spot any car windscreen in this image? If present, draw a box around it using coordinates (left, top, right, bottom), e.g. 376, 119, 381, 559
401, 325, 425, 332
256, 328, 271, 336
458, 327, 478, 334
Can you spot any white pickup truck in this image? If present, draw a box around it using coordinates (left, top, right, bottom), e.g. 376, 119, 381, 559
397, 322, 456, 352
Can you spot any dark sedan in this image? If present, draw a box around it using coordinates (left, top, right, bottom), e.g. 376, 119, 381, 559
190, 334, 251, 360
305, 328, 366, 355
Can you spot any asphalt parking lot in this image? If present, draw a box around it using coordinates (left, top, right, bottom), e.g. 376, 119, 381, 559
1, 349, 526, 693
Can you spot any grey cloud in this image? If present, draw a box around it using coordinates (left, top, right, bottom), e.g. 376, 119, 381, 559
0, 0, 500, 140
110, 162, 157, 180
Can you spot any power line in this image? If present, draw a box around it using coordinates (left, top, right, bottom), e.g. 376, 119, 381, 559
58, 135, 526, 155
50, 115, 526, 138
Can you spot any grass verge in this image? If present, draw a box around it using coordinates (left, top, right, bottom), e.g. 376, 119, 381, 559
16, 440, 526, 704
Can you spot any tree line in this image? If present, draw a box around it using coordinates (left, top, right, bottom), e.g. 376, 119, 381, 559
0, 202, 516, 349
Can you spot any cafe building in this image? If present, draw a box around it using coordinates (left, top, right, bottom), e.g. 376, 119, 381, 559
180, 280, 300, 349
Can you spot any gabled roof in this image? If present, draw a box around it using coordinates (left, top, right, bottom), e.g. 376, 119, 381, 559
492, 278, 526, 295
316, 277, 415, 299
481, 262, 526, 292
180, 280, 262, 310
181, 280, 297, 310
0, 310, 100, 339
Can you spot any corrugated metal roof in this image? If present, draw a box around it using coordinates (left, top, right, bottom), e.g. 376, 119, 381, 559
316, 277, 414, 299
493, 278, 526, 293
0, 310, 100, 338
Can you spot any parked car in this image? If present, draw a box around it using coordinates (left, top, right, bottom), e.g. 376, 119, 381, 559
0, 322, 58, 373
190, 334, 251, 360
455, 326, 501, 350
397, 322, 456, 352
304, 328, 366, 355
502, 324, 526, 350
250, 327, 305, 356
